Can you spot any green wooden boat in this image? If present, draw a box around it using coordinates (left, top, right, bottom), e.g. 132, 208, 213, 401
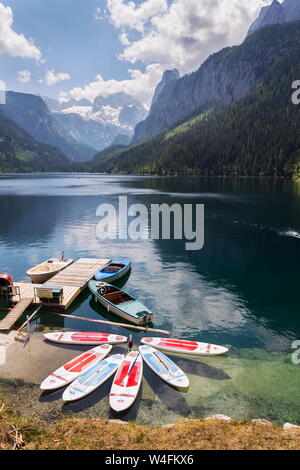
88, 280, 153, 325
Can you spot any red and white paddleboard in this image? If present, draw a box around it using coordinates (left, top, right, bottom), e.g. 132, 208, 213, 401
40, 344, 112, 391
109, 351, 143, 412
44, 331, 127, 346
140, 337, 229, 356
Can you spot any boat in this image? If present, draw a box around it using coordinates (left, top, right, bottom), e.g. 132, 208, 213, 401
140, 337, 229, 356
0, 274, 14, 303
109, 351, 143, 412
40, 344, 112, 391
26, 254, 73, 283
44, 331, 128, 346
139, 345, 189, 388
0, 274, 13, 288
63, 354, 124, 402
94, 259, 131, 283
88, 281, 153, 325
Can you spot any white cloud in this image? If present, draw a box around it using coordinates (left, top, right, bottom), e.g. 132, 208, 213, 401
116, 0, 269, 72
65, 63, 164, 107
119, 32, 131, 46
17, 70, 31, 83
0, 3, 41, 60
40, 70, 71, 86
94, 6, 105, 22
106, 0, 168, 33
65, 0, 268, 106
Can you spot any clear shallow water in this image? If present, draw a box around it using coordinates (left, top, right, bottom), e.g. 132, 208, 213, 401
0, 174, 299, 424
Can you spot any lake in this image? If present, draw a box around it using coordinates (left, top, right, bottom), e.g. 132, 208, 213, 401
0, 173, 299, 425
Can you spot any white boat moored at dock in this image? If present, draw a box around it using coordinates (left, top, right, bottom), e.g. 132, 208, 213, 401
26, 256, 73, 284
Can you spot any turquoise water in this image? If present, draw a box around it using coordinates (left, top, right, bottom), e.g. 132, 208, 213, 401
0, 174, 299, 424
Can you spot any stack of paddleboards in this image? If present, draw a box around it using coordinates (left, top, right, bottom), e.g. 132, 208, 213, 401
41, 331, 144, 412
41, 331, 228, 412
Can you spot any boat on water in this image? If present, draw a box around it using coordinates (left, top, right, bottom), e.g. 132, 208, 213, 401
88, 280, 153, 325
26, 254, 73, 284
94, 259, 131, 283
0, 274, 14, 301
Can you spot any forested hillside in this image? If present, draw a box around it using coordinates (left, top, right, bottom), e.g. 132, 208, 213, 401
0, 111, 74, 173
92, 24, 300, 179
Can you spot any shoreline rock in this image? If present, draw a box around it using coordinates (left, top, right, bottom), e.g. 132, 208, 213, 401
205, 414, 232, 423
283, 423, 300, 431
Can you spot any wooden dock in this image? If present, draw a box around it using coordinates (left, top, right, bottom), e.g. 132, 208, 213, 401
12, 282, 81, 311
0, 298, 33, 331
0, 259, 111, 326
46, 258, 110, 291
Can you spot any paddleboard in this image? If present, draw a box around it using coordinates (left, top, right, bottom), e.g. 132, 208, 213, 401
44, 331, 128, 346
140, 337, 229, 356
40, 344, 112, 391
63, 354, 124, 402
109, 351, 143, 412
139, 345, 189, 388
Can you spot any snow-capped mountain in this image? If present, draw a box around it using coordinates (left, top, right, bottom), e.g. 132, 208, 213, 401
45, 92, 147, 151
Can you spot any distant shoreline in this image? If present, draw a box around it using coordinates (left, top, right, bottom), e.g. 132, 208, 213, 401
0, 171, 299, 181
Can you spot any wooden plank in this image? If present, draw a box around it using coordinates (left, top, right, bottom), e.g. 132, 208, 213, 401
12, 282, 81, 310
0, 298, 33, 331
47, 258, 110, 291
7, 259, 110, 312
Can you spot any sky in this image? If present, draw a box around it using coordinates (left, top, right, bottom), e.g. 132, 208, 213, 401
0, 0, 271, 106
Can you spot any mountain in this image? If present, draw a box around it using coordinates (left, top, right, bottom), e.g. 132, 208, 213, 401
247, 0, 300, 36
110, 133, 130, 146
247, 1, 285, 36
0, 110, 73, 173
132, 19, 300, 145
48, 92, 147, 152
284, 0, 300, 20
151, 69, 180, 106
90, 144, 127, 172
0, 92, 96, 162
43, 96, 92, 112
93, 22, 300, 179
53, 112, 118, 152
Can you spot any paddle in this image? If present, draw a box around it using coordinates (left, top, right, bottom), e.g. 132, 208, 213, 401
153, 351, 175, 377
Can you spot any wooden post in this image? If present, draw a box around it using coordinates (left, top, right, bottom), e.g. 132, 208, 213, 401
16, 305, 42, 336
26, 315, 30, 341
42, 311, 170, 335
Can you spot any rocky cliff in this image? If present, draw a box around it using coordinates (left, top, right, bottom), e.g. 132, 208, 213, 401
247, 0, 300, 36
132, 21, 300, 144
151, 69, 180, 106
